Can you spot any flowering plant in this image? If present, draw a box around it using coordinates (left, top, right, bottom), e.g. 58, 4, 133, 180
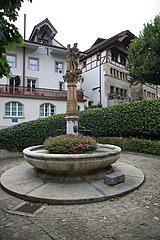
43, 134, 97, 154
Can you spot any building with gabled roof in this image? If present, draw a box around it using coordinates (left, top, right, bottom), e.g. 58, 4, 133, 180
0, 18, 85, 128
0, 19, 159, 129
80, 30, 158, 107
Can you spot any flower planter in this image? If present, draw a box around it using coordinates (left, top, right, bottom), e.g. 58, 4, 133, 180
23, 144, 121, 174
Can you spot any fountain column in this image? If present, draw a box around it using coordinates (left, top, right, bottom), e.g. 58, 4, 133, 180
63, 43, 81, 135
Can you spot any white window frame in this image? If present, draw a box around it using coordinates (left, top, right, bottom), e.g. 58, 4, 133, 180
27, 79, 36, 92
40, 103, 55, 117
6, 54, 16, 68
5, 101, 23, 117
29, 57, 39, 71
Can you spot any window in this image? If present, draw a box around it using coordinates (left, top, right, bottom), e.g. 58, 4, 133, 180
83, 61, 86, 68
120, 89, 123, 96
111, 51, 118, 62
147, 91, 151, 98
110, 86, 114, 94
5, 102, 23, 117
27, 79, 36, 91
29, 58, 39, 71
7, 55, 16, 68
55, 62, 63, 73
152, 93, 155, 98
116, 70, 119, 78
110, 68, 113, 76
120, 56, 126, 65
97, 53, 100, 61
38, 38, 48, 44
116, 87, 119, 95
40, 103, 55, 117
59, 82, 64, 90
124, 90, 127, 98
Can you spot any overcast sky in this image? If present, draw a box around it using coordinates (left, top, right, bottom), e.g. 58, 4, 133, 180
15, 0, 160, 51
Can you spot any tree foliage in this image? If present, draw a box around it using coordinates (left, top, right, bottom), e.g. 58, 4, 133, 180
0, 0, 32, 79
127, 14, 160, 85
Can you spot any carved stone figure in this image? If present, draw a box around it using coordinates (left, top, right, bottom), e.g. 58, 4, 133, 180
66, 43, 80, 72
63, 43, 82, 124
64, 43, 81, 83
71, 43, 79, 71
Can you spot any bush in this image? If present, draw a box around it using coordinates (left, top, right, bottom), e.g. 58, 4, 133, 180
97, 136, 160, 155
0, 114, 65, 151
0, 98, 159, 153
44, 134, 97, 154
79, 99, 160, 140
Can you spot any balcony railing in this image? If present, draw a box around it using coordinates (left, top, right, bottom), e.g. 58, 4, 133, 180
0, 84, 84, 101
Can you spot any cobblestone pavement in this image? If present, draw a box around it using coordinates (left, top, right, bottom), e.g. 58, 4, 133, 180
0, 153, 160, 240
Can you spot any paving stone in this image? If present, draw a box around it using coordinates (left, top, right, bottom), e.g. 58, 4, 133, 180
0, 153, 159, 239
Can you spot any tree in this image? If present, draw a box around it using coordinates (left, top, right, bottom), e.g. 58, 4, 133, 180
0, 0, 32, 79
127, 14, 160, 85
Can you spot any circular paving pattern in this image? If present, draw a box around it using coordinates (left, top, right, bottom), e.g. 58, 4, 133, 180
0, 162, 144, 205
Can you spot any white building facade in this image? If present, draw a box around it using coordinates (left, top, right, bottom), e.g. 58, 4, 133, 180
0, 19, 84, 128
1, 20, 159, 129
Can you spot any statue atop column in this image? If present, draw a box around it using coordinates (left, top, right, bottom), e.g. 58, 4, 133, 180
64, 43, 81, 82
63, 43, 81, 134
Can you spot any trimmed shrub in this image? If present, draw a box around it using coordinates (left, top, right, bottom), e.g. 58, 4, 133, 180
0, 114, 65, 151
0, 98, 159, 152
97, 137, 160, 155
79, 99, 160, 139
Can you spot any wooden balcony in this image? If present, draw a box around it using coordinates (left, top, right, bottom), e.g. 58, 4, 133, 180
0, 84, 85, 102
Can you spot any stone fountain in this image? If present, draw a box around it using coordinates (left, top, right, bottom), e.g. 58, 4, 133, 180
0, 44, 144, 204
23, 43, 121, 175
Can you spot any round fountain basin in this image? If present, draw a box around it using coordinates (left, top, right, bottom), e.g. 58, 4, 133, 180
23, 144, 121, 173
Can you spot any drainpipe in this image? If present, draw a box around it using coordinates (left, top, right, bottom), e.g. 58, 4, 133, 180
99, 62, 102, 105
98, 48, 102, 105
23, 14, 26, 91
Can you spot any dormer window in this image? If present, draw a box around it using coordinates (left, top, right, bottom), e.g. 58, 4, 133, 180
29, 19, 58, 43
38, 38, 48, 45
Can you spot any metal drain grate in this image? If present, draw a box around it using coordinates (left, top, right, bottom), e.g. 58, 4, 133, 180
15, 202, 42, 214
8, 202, 46, 217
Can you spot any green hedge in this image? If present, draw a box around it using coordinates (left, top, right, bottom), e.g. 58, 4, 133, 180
79, 99, 160, 139
0, 98, 159, 152
97, 137, 160, 155
0, 114, 65, 151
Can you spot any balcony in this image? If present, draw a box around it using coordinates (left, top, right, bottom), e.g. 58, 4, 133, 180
0, 84, 84, 102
